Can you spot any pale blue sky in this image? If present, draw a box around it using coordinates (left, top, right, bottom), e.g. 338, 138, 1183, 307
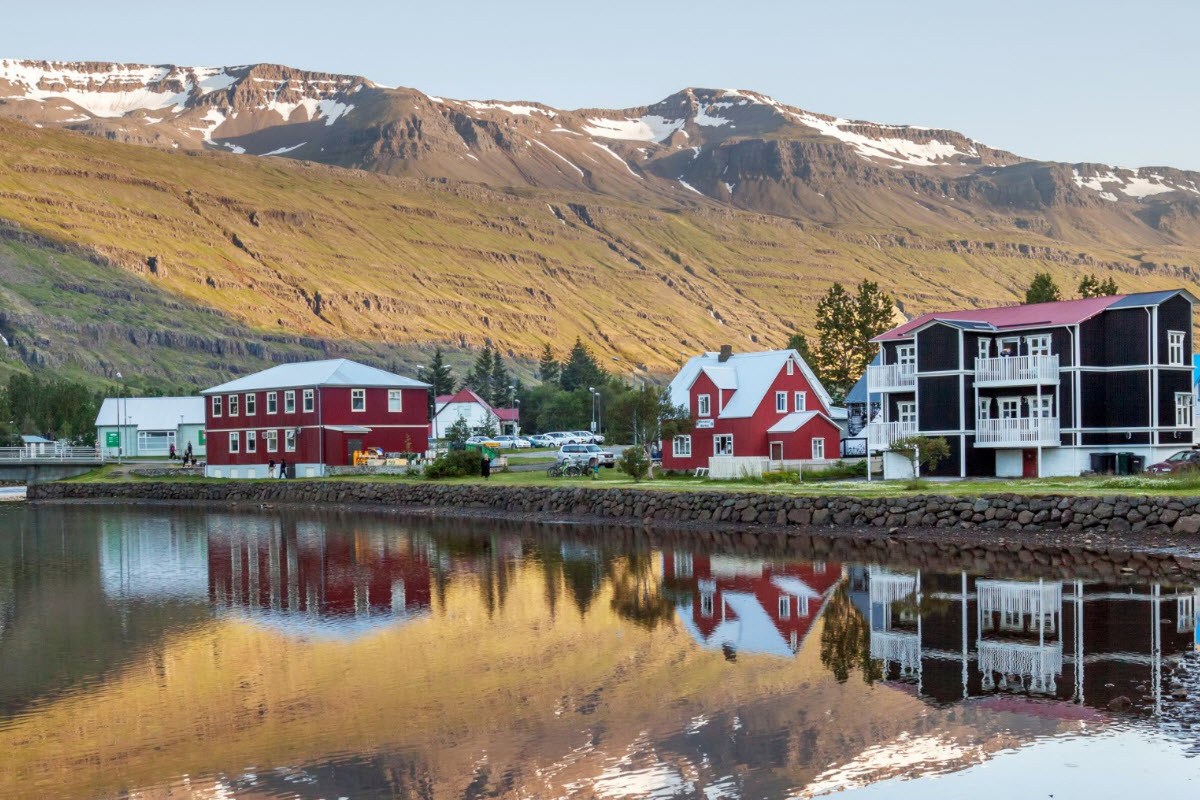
4, 0, 1197, 168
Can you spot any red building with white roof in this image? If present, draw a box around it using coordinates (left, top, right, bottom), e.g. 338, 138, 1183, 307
661, 346, 841, 473
201, 359, 430, 478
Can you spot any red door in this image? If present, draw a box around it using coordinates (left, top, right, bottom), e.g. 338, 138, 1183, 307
1022, 449, 1038, 478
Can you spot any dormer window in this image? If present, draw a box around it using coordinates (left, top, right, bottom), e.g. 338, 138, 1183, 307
697, 394, 711, 417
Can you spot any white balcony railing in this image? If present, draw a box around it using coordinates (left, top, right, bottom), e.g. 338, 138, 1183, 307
867, 363, 916, 392
975, 417, 1059, 447
975, 355, 1059, 386
0, 446, 105, 462
866, 421, 917, 451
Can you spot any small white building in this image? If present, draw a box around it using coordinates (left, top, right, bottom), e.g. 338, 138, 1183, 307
431, 389, 520, 438
95, 397, 206, 458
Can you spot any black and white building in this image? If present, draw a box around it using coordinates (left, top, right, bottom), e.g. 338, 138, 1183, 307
867, 289, 1197, 478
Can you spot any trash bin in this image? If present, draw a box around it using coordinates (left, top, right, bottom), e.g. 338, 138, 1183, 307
1115, 452, 1134, 475
1129, 455, 1145, 474
1090, 452, 1116, 474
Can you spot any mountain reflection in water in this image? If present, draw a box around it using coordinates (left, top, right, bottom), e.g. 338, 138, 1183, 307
1, 503, 1199, 800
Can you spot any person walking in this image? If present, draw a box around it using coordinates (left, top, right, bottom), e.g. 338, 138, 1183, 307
185, 442, 193, 462
268, 459, 276, 479
278, 459, 288, 479
169, 443, 177, 460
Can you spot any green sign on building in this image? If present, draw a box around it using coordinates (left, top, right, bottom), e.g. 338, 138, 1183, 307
198, 430, 206, 445
105, 430, 119, 447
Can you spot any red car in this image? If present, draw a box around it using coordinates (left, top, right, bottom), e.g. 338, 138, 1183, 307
1146, 450, 1200, 474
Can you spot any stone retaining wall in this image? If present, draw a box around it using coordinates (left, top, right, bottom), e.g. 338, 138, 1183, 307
27, 481, 1200, 535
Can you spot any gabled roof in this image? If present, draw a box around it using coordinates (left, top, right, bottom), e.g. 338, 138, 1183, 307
766, 410, 835, 433
201, 359, 428, 395
96, 396, 205, 429
668, 349, 834, 419
438, 389, 489, 406
873, 289, 1198, 342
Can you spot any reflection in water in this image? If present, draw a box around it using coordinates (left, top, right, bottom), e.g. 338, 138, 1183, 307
1, 504, 1200, 799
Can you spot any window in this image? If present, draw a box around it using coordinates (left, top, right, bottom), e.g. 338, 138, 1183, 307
700, 592, 715, 617
977, 398, 991, 420
285, 429, 297, 452
228, 394, 239, 417
212, 396, 222, 417
266, 430, 278, 452
778, 596, 791, 619
673, 552, 693, 578
897, 401, 917, 425
786, 359, 795, 376
1026, 335, 1051, 357
776, 391, 788, 413
713, 434, 734, 456
1026, 395, 1054, 418
673, 435, 692, 458
897, 344, 916, 368
794, 391, 806, 412
1169, 331, 1186, 365
978, 338, 991, 359
1177, 393, 1193, 427
136, 430, 175, 454
284, 391, 296, 414
228, 432, 240, 453
267, 392, 278, 414
351, 389, 366, 412
697, 394, 711, 417
303, 389, 315, 413
246, 430, 257, 453
245, 393, 256, 416
812, 437, 825, 459
797, 595, 809, 616
998, 337, 1020, 357
388, 390, 403, 412
999, 398, 1020, 419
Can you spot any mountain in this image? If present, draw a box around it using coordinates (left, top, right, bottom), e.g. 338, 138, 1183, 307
1, 58, 1199, 387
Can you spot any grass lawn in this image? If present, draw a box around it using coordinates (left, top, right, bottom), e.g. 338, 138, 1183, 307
58, 464, 1200, 497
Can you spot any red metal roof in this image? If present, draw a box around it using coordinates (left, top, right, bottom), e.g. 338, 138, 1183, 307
874, 295, 1126, 341
494, 408, 520, 421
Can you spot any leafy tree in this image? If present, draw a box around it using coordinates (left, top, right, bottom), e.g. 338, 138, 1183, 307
475, 415, 499, 437
607, 553, 675, 629
809, 280, 895, 402
537, 343, 560, 384
1025, 272, 1062, 304
610, 384, 692, 476
889, 434, 951, 485
618, 447, 650, 481
446, 417, 472, 445
559, 337, 604, 392
787, 332, 817, 371
820, 580, 884, 684
1078, 274, 1119, 298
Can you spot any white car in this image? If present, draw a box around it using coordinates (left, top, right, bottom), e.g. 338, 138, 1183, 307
572, 430, 604, 444
547, 432, 582, 445
494, 436, 530, 449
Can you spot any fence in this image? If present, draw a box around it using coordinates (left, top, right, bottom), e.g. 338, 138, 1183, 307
0, 446, 104, 462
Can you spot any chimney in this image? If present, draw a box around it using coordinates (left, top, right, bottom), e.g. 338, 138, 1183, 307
718, 345, 733, 363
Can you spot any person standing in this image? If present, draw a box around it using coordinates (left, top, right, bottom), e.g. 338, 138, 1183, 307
268, 459, 276, 479
481, 452, 491, 480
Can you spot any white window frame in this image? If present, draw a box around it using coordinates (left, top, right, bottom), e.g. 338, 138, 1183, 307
778, 596, 791, 619
246, 430, 257, 453
228, 431, 240, 453
351, 389, 366, 412
897, 344, 916, 368
794, 391, 806, 412
1169, 331, 1185, 365
897, 401, 917, 425
266, 430, 278, 453
211, 396, 222, 417
697, 394, 711, 417
285, 429, 297, 452
1176, 393, 1193, 427
267, 392, 278, 415
1025, 334, 1051, 357
786, 359, 795, 376
388, 389, 403, 413
811, 437, 825, 460
978, 338, 991, 359
999, 398, 1020, 419
303, 389, 315, 413
245, 393, 256, 416
284, 391, 296, 414
672, 435, 692, 458
700, 592, 715, 617
713, 434, 733, 456
775, 391, 787, 413
977, 397, 991, 420
998, 337, 1020, 357
228, 394, 239, 417
673, 552, 693, 578
1026, 395, 1054, 418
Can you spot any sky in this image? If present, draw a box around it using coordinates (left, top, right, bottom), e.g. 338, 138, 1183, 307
2, 0, 1198, 169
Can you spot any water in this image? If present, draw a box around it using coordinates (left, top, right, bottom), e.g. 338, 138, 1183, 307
2, 504, 1200, 800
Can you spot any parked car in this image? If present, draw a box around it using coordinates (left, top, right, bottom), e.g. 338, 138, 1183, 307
557, 443, 600, 467
466, 435, 502, 448
547, 432, 582, 445
585, 444, 615, 468
1146, 450, 1200, 474
572, 430, 605, 444
493, 436, 530, 449
528, 434, 555, 447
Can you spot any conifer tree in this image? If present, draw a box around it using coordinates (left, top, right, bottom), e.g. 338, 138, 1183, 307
1025, 272, 1062, 304
537, 343, 560, 384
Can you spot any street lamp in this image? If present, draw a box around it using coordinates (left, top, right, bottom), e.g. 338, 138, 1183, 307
115, 371, 123, 464
589, 386, 596, 434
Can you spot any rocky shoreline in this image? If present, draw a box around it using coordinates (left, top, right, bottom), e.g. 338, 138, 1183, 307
27, 480, 1200, 537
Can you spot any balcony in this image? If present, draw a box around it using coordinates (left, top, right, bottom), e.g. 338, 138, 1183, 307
975, 417, 1060, 447
867, 421, 917, 451
867, 363, 916, 392
975, 354, 1059, 387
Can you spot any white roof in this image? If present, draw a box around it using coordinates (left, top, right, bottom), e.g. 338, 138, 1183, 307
677, 592, 793, 658
202, 359, 429, 395
95, 396, 205, 430
766, 410, 835, 433
668, 349, 833, 419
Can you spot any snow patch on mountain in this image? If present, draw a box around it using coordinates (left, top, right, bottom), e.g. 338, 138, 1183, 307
591, 142, 643, 179
1071, 168, 1199, 200
791, 109, 974, 166
583, 116, 685, 143
464, 100, 556, 117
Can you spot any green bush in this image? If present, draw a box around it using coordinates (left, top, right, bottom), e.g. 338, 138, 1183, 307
424, 449, 483, 479
619, 447, 650, 481
760, 470, 801, 484
803, 460, 868, 482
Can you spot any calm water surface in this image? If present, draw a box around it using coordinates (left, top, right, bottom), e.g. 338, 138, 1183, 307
2, 504, 1200, 799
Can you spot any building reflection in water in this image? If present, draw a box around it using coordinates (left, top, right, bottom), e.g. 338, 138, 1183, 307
206, 518, 433, 638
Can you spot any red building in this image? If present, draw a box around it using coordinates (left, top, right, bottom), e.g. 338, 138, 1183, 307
201, 359, 430, 478
661, 347, 841, 473
662, 551, 843, 657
